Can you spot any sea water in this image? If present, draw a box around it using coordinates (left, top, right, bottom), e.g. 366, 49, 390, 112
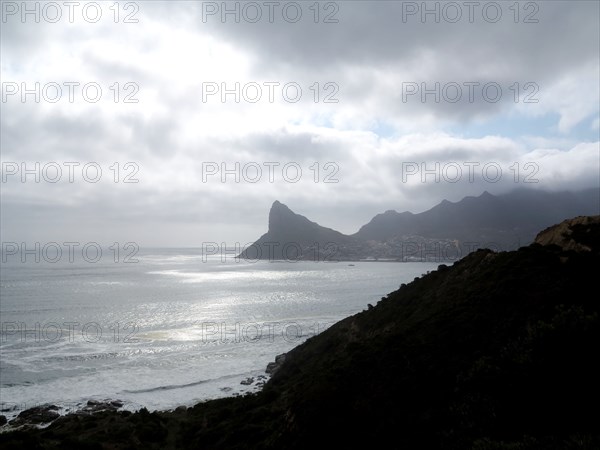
0, 248, 438, 419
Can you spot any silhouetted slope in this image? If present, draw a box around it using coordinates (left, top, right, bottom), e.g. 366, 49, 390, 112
250, 216, 600, 449
3, 216, 600, 449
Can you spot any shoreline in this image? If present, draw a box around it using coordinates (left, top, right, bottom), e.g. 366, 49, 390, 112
0, 354, 286, 433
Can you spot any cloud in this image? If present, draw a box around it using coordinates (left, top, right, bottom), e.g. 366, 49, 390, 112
1, 1, 598, 245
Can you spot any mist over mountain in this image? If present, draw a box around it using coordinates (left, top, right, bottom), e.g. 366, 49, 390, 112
240, 188, 600, 261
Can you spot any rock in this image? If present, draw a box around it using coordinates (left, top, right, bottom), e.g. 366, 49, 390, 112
77, 399, 124, 415
241, 377, 255, 385
266, 353, 287, 375
175, 406, 187, 413
9, 405, 60, 426
535, 215, 600, 253
220, 387, 233, 392
0, 415, 7, 426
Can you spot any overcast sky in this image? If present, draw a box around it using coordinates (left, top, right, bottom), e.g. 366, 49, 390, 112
1, 1, 599, 246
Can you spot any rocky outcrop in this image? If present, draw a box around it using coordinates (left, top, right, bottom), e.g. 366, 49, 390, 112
4, 400, 125, 430
8, 405, 60, 427
265, 353, 287, 375
534, 215, 600, 253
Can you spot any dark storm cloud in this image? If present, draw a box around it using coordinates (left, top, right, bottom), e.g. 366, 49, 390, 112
166, 1, 598, 124
187, 1, 597, 71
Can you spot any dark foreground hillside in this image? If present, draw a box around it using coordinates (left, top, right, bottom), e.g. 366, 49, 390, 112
2, 216, 600, 449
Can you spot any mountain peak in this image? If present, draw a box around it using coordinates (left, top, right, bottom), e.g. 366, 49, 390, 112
271, 200, 290, 213
268, 201, 297, 232
240, 201, 352, 260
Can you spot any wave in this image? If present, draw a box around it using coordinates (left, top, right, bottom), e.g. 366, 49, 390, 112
40, 352, 120, 362
121, 372, 250, 394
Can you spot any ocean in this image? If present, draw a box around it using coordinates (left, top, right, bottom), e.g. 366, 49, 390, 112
0, 248, 438, 419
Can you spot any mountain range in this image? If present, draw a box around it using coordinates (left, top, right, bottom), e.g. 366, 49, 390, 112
239, 188, 599, 261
